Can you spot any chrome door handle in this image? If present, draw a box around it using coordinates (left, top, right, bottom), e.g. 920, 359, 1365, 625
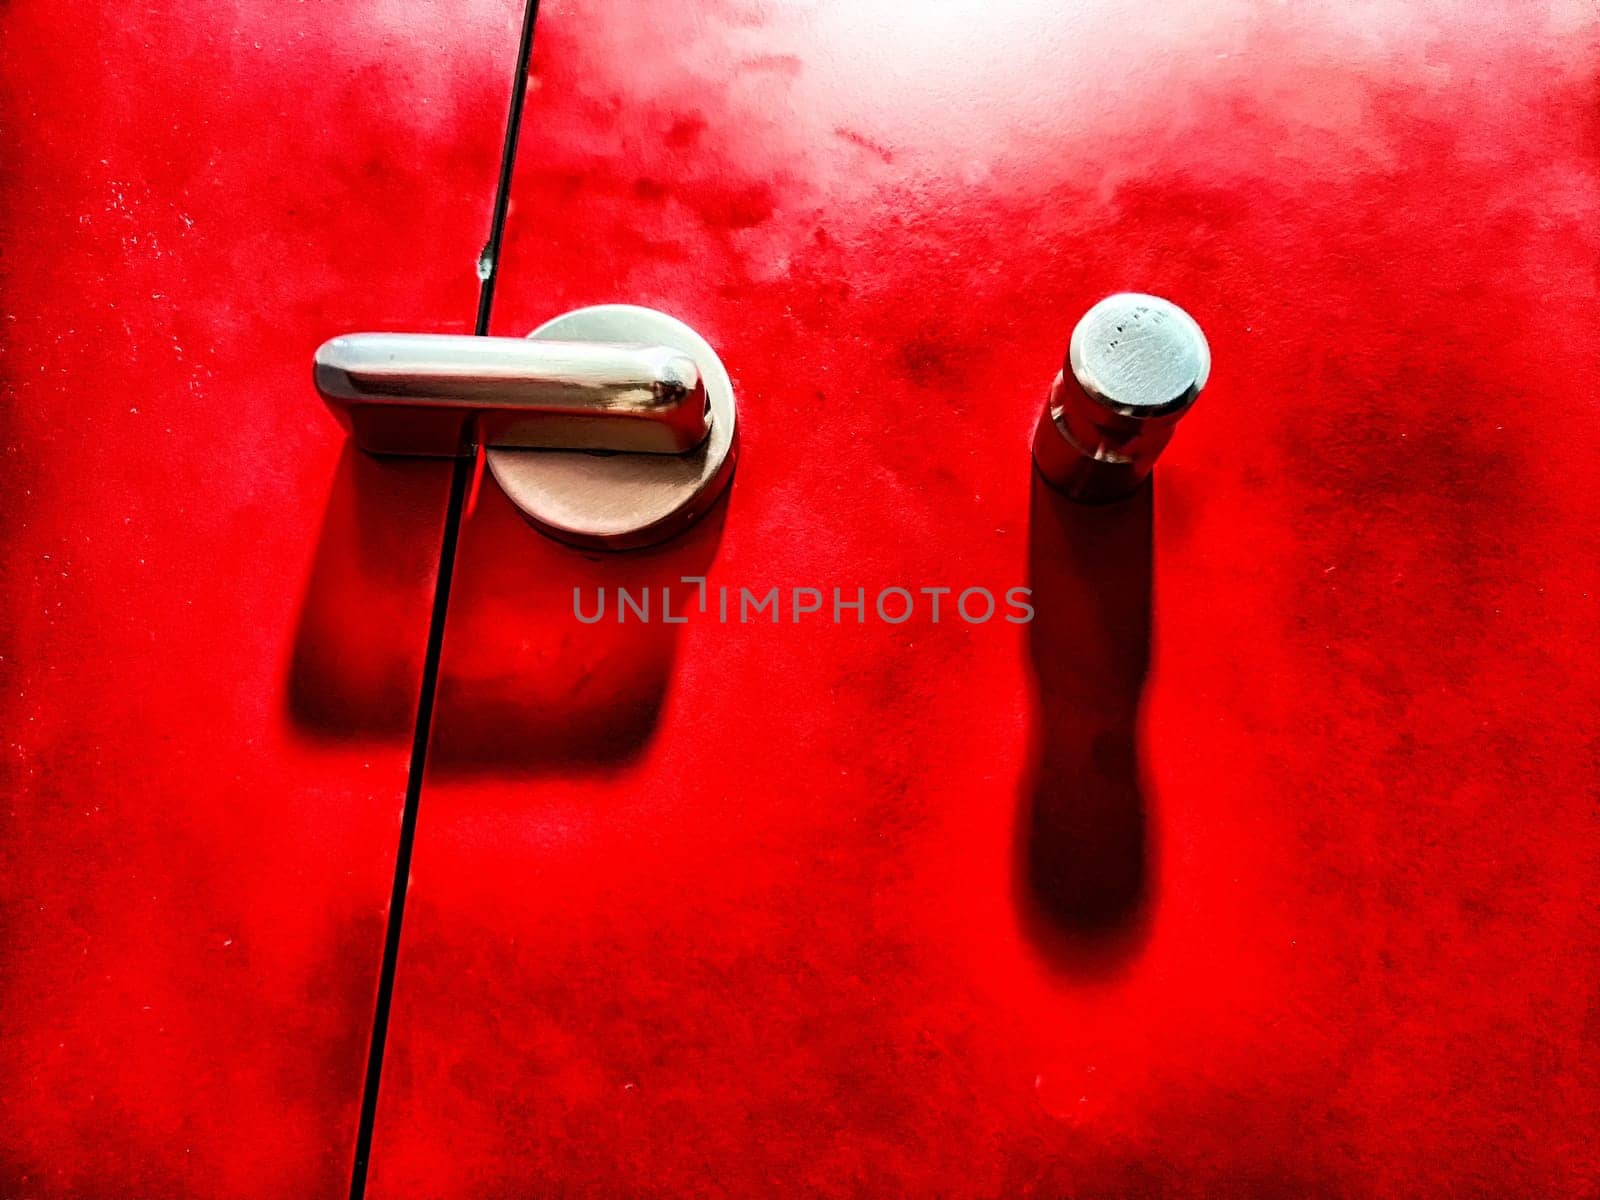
314, 334, 711, 456
313, 305, 738, 550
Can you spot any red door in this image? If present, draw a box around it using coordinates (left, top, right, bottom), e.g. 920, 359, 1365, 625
6, 1, 1599, 1196
1, 1, 526, 1192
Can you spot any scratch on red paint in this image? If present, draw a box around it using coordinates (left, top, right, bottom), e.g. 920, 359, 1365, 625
465, 439, 488, 520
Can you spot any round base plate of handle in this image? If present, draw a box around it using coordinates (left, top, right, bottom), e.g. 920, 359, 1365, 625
489, 305, 739, 550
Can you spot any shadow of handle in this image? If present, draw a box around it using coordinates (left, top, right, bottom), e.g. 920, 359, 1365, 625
424, 479, 725, 778
288, 444, 459, 740
288, 442, 726, 778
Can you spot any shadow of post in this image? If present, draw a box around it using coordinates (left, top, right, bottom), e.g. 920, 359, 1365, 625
1017, 471, 1155, 976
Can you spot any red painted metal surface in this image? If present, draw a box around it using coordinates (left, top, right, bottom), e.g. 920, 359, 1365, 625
366, 1, 1600, 1195
0, 2, 518, 1193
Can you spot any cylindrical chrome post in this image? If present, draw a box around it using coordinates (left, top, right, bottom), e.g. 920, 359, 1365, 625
1032, 293, 1209, 502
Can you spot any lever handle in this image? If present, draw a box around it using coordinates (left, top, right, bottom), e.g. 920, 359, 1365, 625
312, 306, 738, 551
314, 333, 712, 457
